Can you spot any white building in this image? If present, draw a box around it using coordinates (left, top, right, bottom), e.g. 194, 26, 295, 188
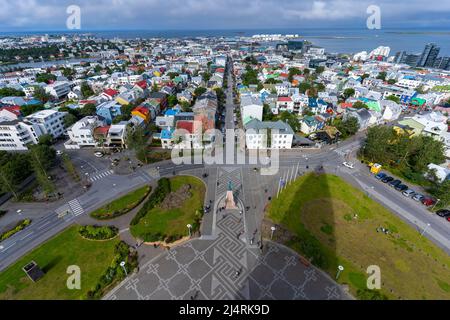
45, 81, 71, 99
240, 95, 263, 125
26, 109, 67, 139
244, 119, 294, 149
65, 116, 105, 149
0, 111, 42, 151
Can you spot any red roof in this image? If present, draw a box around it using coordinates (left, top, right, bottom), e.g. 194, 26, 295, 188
278, 97, 292, 102
135, 80, 147, 89
176, 120, 194, 134
104, 89, 118, 97
94, 126, 110, 135
340, 102, 353, 108
1, 105, 21, 116
133, 106, 149, 115
215, 68, 225, 73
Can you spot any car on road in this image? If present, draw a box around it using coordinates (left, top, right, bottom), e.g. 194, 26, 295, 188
436, 209, 450, 218
421, 197, 436, 207
375, 172, 387, 180
395, 184, 408, 192
94, 152, 104, 158
412, 193, 424, 202
343, 162, 354, 169
402, 189, 415, 197
388, 179, 402, 188
381, 176, 394, 183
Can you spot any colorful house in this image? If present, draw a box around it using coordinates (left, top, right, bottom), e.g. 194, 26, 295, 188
131, 106, 150, 123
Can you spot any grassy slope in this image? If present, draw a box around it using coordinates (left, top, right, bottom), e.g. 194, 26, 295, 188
130, 176, 205, 239
90, 185, 150, 219
268, 173, 450, 300
0, 226, 118, 300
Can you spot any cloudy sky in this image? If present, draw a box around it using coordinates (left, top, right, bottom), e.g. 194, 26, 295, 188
1, 0, 450, 32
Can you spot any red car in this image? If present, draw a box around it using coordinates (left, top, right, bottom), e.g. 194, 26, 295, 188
421, 197, 436, 206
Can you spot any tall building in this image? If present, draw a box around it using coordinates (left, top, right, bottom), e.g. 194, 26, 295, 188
418, 43, 440, 68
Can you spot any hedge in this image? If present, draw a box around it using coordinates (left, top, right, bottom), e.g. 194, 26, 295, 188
0, 219, 31, 242
78, 225, 118, 240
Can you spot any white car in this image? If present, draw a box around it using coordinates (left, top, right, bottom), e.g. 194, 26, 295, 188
94, 152, 104, 158
56, 150, 64, 156
343, 162, 354, 169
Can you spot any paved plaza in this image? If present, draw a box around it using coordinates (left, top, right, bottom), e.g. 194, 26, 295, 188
105, 167, 350, 300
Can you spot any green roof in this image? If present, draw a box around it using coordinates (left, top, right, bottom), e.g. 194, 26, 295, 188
366, 101, 381, 112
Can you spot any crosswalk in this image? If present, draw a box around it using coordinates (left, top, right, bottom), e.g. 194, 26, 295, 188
88, 169, 114, 182
68, 199, 84, 217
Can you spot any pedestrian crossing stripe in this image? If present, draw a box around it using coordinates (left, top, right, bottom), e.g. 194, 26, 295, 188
88, 169, 114, 182
68, 199, 84, 216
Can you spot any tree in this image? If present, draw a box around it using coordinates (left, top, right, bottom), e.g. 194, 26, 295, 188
315, 66, 325, 74
360, 73, 370, 82
36, 73, 56, 84
33, 86, 51, 103
263, 104, 275, 121
202, 72, 211, 82
0, 87, 25, 98
298, 82, 311, 94
64, 113, 79, 127
38, 134, 53, 146
343, 88, 355, 99
429, 179, 450, 209
288, 67, 301, 82
168, 95, 178, 108
376, 71, 387, 81
80, 103, 97, 117
333, 117, 359, 139
353, 101, 368, 109
127, 127, 149, 163
194, 87, 207, 97
387, 79, 396, 85
386, 95, 400, 104
303, 68, 310, 75
279, 111, 300, 132
80, 81, 94, 99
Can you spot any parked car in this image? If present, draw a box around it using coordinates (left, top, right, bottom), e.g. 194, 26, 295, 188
343, 162, 354, 169
388, 179, 402, 188
56, 150, 64, 156
395, 184, 408, 192
421, 197, 436, 207
381, 176, 394, 183
436, 209, 450, 218
447, 216, 450, 223
412, 193, 424, 202
94, 152, 104, 158
402, 189, 415, 197
375, 172, 387, 180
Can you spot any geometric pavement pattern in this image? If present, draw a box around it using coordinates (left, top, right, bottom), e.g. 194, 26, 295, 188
105, 207, 349, 300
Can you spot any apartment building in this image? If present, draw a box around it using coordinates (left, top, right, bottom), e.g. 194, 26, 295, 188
25, 109, 67, 138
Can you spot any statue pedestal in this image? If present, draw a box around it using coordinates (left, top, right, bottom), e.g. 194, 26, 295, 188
225, 190, 237, 210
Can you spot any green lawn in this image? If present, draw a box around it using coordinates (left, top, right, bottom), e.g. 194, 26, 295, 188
130, 176, 205, 242
267, 173, 450, 300
90, 185, 151, 220
0, 226, 119, 300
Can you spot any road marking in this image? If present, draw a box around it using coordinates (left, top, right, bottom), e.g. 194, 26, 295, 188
1, 242, 16, 252
89, 169, 113, 182
20, 232, 34, 241
68, 199, 84, 217
38, 220, 53, 228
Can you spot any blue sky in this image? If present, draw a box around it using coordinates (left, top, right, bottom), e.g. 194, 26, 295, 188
1, 0, 450, 32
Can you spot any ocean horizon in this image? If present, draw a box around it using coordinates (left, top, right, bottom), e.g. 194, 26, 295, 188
2, 27, 450, 56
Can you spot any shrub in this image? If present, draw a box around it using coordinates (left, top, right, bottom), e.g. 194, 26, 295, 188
78, 225, 118, 240
0, 219, 31, 242
86, 241, 138, 299
357, 289, 389, 300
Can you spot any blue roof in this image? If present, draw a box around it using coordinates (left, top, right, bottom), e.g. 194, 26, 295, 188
308, 98, 318, 108
164, 108, 179, 116
160, 128, 174, 139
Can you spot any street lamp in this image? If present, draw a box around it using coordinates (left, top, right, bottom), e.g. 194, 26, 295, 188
120, 261, 127, 276
187, 224, 192, 237
336, 265, 344, 280
270, 226, 276, 240
420, 223, 431, 237
432, 198, 440, 210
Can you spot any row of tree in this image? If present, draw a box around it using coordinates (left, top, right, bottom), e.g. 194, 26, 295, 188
0, 138, 56, 199
361, 125, 448, 207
